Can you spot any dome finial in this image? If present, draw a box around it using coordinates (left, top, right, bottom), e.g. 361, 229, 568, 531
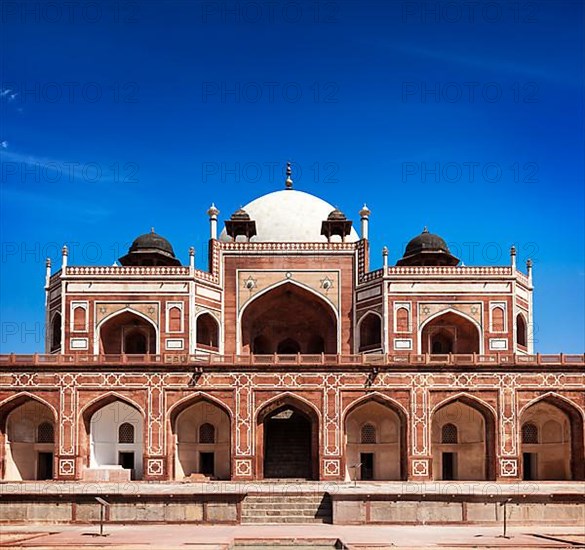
151, 227, 155, 234
285, 161, 293, 189
422, 226, 429, 233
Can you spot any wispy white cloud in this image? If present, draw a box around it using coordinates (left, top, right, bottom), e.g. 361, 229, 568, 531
0, 186, 112, 220
399, 44, 575, 84
1, 149, 120, 184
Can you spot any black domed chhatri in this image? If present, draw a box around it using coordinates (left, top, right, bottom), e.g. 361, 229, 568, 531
119, 229, 181, 266
397, 227, 459, 267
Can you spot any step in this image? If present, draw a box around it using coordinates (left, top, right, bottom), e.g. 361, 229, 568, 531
241, 492, 333, 524
243, 502, 331, 508
243, 504, 332, 511
242, 511, 330, 518
246, 493, 329, 502
243, 507, 331, 514
246, 495, 329, 502
241, 517, 330, 524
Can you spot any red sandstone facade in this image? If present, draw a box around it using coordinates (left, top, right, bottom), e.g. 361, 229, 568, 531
1, 173, 583, 484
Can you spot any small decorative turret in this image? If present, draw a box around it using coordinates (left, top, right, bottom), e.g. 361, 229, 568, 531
285, 161, 293, 189
224, 207, 257, 241
526, 258, 533, 285
382, 246, 389, 271
359, 204, 371, 240
61, 245, 68, 269
207, 203, 220, 240
45, 258, 52, 288
510, 245, 517, 270
321, 208, 353, 242
189, 246, 195, 269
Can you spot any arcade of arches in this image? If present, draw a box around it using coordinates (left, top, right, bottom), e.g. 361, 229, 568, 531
241, 284, 337, 354
1, 393, 583, 482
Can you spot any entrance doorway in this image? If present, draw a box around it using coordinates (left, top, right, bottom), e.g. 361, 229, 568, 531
37, 452, 53, 480
523, 452, 537, 481
360, 453, 374, 480
264, 408, 312, 478
119, 452, 135, 479
200, 452, 215, 476
442, 452, 456, 480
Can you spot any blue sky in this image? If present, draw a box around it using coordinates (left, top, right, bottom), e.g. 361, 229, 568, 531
0, 0, 583, 353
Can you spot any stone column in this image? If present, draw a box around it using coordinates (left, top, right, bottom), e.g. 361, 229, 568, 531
497, 380, 521, 480
144, 375, 167, 480
232, 374, 254, 480
408, 375, 432, 480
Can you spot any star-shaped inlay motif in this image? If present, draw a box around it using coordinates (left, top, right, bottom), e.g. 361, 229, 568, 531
320, 277, 334, 291
243, 276, 257, 290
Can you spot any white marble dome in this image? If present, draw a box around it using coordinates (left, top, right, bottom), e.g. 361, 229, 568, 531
219, 189, 360, 243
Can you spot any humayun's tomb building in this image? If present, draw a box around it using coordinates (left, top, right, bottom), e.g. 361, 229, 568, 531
1, 164, 583, 508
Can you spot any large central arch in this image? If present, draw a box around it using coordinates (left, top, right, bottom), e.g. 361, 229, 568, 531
97, 309, 158, 355
241, 282, 338, 354
420, 310, 481, 354
256, 394, 320, 480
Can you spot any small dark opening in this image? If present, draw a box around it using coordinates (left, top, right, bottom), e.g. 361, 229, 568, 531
360, 452, 374, 480
119, 451, 135, 479
442, 452, 455, 480
125, 331, 147, 354
37, 452, 53, 480
277, 338, 301, 354
523, 452, 536, 481
200, 452, 215, 476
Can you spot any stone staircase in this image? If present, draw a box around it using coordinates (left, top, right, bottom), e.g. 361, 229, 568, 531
241, 493, 332, 524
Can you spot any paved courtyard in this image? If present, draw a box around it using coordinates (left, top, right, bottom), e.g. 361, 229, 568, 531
2, 479, 584, 495
0, 524, 584, 549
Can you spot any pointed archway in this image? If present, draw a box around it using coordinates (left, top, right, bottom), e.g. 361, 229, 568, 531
80, 394, 144, 480
344, 394, 407, 480
420, 311, 481, 354
256, 394, 320, 480
168, 394, 232, 480
520, 395, 584, 480
98, 310, 157, 354
0, 394, 57, 480
241, 282, 337, 354
431, 395, 496, 480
